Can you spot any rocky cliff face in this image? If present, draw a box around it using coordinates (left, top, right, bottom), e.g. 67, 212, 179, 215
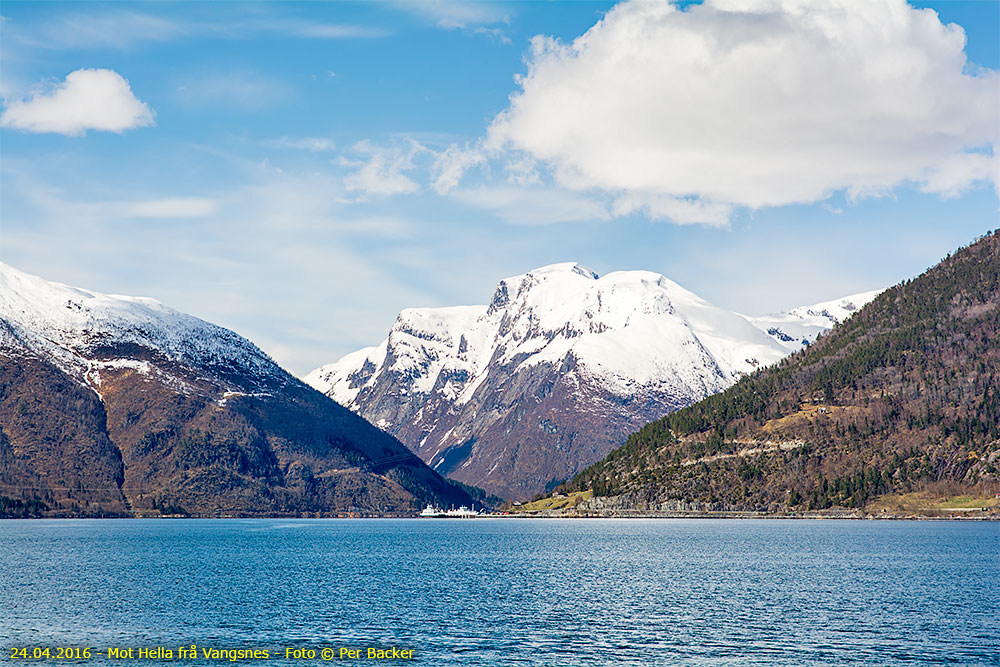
0, 263, 472, 516
306, 263, 843, 500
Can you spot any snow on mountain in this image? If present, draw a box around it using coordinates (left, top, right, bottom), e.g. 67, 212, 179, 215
0, 262, 474, 516
308, 263, 789, 405
0, 261, 285, 393
305, 262, 806, 499
748, 289, 883, 352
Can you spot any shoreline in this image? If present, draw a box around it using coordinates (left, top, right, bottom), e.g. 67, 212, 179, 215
3, 511, 998, 521
507, 511, 1000, 521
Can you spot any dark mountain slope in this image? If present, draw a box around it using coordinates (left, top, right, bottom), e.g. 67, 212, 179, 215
0, 263, 474, 517
305, 263, 825, 500
565, 231, 1000, 513
0, 354, 128, 516
95, 360, 465, 516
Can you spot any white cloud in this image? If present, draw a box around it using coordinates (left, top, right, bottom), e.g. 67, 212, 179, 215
126, 197, 218, 219
342, 139, 426, 196
1, 68, 154, 135
266, 136, 337, 152
289, 23, 389, 39
451, 186, 611, 225
473, 27, 513, 46
5, 183, 218, 223
611, 193, 732, 227
174, 71, 295, 109
27, 191, 218, 223
431, 144, 485, 194
919, 151, 999, 198
7, 10, 389, 51
502, 154, 542, 187
487, 0, 1000, 223
15, 11, 186, 50
394, 0, 510, 30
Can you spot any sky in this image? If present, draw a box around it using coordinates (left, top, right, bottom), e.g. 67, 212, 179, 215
1, 0, 997, 375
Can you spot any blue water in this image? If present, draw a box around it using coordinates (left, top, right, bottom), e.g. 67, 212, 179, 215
2, 519, 998, 666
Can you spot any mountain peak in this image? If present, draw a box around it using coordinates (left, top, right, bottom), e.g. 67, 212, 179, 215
306, 264, 818, 499
523, 262, 599, 280
488, 263, 600, 315
0, 262, 475, 516
0, 261, 283, 393
749, 288, 884, 352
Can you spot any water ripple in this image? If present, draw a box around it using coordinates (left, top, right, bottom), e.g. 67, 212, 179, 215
1, 519, 998, 666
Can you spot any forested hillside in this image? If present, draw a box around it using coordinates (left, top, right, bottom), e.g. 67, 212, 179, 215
565, 231, 1000, 512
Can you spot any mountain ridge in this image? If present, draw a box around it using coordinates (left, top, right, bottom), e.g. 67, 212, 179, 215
749, 288, 884, 352
559, 231, 1000, 515
0, 262, 475, 517
307, 262, 879, 499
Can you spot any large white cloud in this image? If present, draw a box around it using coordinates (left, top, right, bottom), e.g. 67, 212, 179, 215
487, 0, 999, 223
341, 139, 425, 196
1, 68, 154, 135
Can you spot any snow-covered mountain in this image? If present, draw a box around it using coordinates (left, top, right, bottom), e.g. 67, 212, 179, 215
0, 262, 472, 516
749, 290, 883, 352
0, 261, 286, 395
307, 262, 863, 500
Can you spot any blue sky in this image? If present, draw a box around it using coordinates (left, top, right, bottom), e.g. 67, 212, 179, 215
1, 0, 997, 374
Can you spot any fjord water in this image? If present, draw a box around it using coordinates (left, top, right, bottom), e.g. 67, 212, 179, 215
3, 520, 997, 666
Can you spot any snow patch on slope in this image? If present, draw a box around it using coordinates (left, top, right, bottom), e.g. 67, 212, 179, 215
306, 262, 794, 414
748, 289, 883, 352
0, 262, 285, 391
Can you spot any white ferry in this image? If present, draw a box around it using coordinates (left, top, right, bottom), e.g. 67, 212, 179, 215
419, 504, 479, 518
